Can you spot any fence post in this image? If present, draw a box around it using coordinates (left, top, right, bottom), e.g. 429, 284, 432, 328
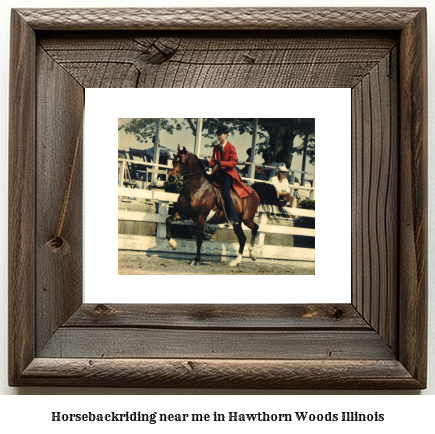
310, 177, 315, 200
152, 118, 161, 183
290, 170, 295, 194
194, 118, 203, 157
247, 118, 258, 181
300, 131, 310, 186
119, 160, 126, 187
156, 199, 169, 238
257, 212, 267, 248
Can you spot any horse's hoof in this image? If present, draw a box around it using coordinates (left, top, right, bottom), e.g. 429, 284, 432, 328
249, 247, 257, 261
229, 253, 243, 267
168, 238, 177, 250
190, 260, 198, 266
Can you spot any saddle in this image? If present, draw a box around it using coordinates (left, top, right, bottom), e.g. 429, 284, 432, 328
211, 181, 225, 211
203, 179, 232, 224
206, 172, 240, 225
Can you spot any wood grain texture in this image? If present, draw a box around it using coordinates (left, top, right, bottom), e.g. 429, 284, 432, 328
65, 304, 368, 330
8, 8, 427, 389
387, 47, 399, 349
398, 8, 428, 385
17, 358, 420, 389
16, 8, 422, 31
38, 32, 396, 89
8, 10, 36, 386
39, 329, 395, 360
351, 80, 362, 312
351, 51, 399, 351
35, 48, 84, 353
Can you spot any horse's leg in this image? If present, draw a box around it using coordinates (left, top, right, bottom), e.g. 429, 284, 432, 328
166, 212, 181, 250
241, 196, 260, 261
229, 223, 246, 267
244, 219, 259, 261
191, 218, 205, 266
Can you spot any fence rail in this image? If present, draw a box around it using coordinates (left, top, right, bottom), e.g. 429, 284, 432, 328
118, 157, 315, 198
118, 185, 315, 262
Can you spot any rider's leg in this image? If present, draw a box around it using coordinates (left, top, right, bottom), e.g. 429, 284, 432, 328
220, 171, 239, 224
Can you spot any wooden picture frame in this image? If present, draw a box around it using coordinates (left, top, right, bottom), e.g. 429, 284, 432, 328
9, 8, 427, 389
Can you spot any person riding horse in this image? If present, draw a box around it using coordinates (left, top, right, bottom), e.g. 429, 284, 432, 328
166, 144, 287, 267
205, 125, 252, 226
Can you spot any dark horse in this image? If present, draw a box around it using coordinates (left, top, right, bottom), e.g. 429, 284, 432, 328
166, 147, 281, 266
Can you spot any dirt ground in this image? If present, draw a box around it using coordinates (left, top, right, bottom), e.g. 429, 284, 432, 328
119, 251, 315, 275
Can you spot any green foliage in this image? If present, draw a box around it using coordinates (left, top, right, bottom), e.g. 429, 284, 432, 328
298, 199, 315, 210
164, 179, 183, 193
118, 118, 187, 144
200, 119, 269, 154
119, 117, 315, 164
294, 134, 315, 165
119, 118, 270, 156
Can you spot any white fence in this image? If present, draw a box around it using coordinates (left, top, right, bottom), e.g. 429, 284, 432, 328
118, 157, 315, 198
118, 158, 315, 262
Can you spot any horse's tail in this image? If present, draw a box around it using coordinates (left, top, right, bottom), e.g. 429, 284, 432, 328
251, 182, 289, 217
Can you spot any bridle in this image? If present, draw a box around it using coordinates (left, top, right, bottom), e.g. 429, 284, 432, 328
172, 153, 207, 184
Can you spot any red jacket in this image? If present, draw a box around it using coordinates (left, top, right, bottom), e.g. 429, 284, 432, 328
208, 141, 253, 198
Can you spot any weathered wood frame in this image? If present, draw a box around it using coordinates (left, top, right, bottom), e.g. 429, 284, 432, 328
9, 8, 427, 388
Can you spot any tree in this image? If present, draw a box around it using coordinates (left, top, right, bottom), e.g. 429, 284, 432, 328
118, 117, 315, 168
118, 118, 184, 144
295, 133, 315, 165
257, 118, 315, 167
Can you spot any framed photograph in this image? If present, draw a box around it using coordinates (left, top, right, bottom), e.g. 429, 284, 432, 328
88, 88, 350, 304
9, 8, 427, 388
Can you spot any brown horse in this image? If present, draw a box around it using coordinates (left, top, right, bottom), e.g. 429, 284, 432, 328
166, 147, 262, 266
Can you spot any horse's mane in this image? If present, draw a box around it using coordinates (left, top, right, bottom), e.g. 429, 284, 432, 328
189, 152, 205, 171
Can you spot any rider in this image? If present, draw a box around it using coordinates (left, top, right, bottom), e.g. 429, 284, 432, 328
206, 125, 252, 226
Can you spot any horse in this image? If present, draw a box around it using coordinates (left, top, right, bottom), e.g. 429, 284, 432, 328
165, 147, 282, 267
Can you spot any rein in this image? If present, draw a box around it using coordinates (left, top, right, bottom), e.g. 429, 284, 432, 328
181, 169, 207, 184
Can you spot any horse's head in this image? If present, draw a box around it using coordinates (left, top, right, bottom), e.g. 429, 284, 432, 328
168, 146, 190, 182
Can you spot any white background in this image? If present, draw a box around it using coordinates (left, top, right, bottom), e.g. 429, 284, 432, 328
0, 0, 434, 422
85, 88, 351, 304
